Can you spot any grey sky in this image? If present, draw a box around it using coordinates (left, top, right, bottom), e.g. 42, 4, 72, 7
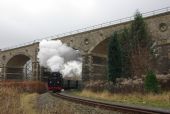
0, 0, 170, 49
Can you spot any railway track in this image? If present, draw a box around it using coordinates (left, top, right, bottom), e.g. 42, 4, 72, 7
51, 92, 170, 114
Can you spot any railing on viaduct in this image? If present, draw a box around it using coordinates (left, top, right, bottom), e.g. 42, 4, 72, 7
1, 7, 170, 51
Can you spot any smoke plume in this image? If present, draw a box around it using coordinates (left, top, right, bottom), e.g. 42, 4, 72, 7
37, 40, 82, 78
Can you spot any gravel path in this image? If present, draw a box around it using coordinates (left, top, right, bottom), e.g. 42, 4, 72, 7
36, 92, 122, 114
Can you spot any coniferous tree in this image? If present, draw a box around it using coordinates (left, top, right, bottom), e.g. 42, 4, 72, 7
108, 11, 153, 80
130, 11, 149, 53
108, 32, 122, 83
130, 11, 152, 76
119, 28, 132, 77
144, 70, 159, 93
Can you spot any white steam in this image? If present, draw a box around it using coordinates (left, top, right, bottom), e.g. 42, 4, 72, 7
37, 40, 82, 78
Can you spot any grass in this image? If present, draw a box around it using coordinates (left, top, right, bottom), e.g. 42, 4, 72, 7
0, 87, 24, 114
0, 80, 47, 93
0, 81, 45, 114
21, 93, 39, 114
0, 81, 75, 114
2, 80, 169, 113
71, 89, 170, 109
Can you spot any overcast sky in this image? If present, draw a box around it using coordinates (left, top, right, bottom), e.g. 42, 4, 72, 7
0, 0, 170, 49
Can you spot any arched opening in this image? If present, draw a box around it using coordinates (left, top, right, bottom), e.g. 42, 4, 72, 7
6, 54, 32, 80
89, 38, 110, 80
91, 38, 109, 55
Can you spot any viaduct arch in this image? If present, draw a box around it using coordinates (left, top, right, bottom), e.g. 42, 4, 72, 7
0, 10, 169, 81
6, 54, 31, 80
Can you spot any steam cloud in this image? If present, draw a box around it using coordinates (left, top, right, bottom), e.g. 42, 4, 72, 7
37, 40, 82, 78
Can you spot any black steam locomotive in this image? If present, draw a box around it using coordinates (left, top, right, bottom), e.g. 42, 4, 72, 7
47, 72, 81, 92
48, 72, 63, 91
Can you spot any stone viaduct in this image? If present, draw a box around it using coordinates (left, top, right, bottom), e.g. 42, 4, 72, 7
0, 8, 170, 81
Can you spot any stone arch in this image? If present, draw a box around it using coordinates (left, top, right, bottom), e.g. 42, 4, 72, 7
4, 51, 33, 64
82, 37, 110, 81
88, 36, 108, 54
5, 53, 32, 80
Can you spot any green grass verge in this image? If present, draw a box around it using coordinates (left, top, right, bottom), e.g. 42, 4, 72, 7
70, 90, 170, 109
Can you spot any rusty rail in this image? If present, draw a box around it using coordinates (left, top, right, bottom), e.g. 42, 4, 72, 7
51, 92, 170, 114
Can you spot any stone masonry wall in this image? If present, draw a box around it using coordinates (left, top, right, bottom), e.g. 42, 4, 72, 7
0, 12, 169, 81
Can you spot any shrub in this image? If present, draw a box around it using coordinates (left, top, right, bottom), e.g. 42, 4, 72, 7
144, 70, 159, 93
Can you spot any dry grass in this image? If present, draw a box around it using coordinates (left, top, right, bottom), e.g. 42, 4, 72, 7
0, 81, 76, 114
72, 89, 170, 109
0, 87, 24, 114
21, 93, 39, 114
0, 87, 54, 114
0, 81, 46, 114
0, 80, 47, 93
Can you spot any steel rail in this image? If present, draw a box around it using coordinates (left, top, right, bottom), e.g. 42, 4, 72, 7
51, 92, 170, 114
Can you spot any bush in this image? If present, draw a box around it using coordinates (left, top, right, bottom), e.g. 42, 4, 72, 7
144, 70, 159, 93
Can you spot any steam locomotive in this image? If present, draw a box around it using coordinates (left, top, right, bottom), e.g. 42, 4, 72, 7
48, 72, 63, 91
47, 72, 81, 92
